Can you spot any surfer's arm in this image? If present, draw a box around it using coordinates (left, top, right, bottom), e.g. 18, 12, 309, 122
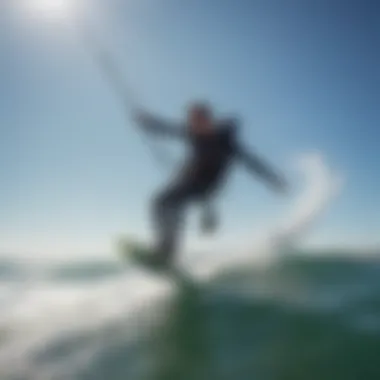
235, 145, 288, 194
133, 110, 186, 139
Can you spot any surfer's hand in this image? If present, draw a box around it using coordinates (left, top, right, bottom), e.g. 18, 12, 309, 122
133, 108, 151, 126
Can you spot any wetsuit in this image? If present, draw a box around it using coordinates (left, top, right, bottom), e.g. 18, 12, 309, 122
137, 114, 284, 264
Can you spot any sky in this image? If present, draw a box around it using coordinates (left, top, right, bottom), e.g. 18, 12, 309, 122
1, 0, 379, 257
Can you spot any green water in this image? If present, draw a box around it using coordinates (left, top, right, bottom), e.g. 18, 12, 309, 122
77, 254, 380, 380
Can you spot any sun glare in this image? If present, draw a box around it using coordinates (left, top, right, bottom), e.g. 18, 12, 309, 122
30, 0, 72, 18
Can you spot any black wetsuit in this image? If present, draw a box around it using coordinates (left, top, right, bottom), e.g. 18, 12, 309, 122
138, 114, 283, 263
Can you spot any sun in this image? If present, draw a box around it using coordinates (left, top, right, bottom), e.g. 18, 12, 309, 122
30, 0, 72, 18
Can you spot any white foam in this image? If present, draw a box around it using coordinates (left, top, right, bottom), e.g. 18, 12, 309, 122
0, 271, 175, 379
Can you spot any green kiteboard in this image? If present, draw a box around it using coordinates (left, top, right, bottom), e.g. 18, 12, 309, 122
117, 237, 166, 271
117, 237, 193, 287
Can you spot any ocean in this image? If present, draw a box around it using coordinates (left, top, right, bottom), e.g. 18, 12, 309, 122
0, 153, 371, 379
0, 252, 379, 380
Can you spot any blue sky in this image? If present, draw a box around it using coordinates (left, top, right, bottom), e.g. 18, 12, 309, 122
1, 0, 379, 256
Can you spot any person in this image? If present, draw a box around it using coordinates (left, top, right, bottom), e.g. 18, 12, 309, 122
133, 102, 288, 267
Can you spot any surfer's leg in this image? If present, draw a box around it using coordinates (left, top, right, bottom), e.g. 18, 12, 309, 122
152, 182, 201, 264
152, 189, 187, 263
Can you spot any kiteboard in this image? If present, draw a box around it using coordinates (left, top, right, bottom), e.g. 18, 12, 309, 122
117, 237, 194, 287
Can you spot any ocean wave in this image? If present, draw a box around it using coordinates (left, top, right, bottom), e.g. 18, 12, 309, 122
0, 253, 380, 380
